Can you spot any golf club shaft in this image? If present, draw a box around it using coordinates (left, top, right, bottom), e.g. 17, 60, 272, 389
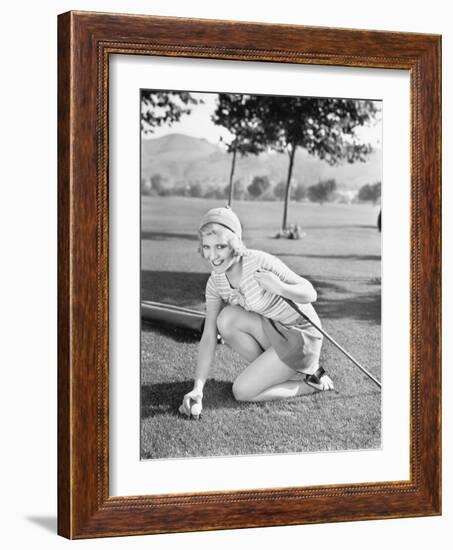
281, 297, 382, 389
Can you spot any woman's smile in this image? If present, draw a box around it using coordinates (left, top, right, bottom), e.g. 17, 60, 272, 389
201, 234, 235, 272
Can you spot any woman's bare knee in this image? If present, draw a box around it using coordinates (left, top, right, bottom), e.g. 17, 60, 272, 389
232, 348, 298, 402
232, 378, 255, 402
216, 305, 239, 339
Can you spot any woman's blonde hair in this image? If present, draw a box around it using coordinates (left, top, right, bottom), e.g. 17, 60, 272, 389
198, 222, 246, 258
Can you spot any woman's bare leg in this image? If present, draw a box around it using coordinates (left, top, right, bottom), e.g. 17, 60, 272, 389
217, 305, 314, 402
216, 305, 271, 363
232, 348, 314, 402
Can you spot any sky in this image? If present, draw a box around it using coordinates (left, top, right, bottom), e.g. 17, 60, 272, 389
143, 92, 382, 149
143, 93, 233, 145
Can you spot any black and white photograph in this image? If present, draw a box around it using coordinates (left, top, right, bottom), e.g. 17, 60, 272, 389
140, 90, 382, 460
2, 0, 446, 546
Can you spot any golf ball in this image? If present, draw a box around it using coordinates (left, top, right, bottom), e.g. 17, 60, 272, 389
191, 403, 202, 418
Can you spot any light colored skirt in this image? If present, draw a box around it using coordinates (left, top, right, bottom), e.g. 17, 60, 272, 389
261, 316, 323, 375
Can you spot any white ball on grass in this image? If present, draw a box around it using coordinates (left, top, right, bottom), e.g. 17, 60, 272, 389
190, 402, 202, 418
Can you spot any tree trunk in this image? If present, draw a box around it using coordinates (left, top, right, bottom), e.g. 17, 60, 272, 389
281, 144, 296, 232
227, 144, 238, 206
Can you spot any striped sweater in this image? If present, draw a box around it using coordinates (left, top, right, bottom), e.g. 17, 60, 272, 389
205, 249, 320, 327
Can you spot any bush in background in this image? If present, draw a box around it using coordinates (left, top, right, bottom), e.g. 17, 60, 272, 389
358, 182, 381, 204
247, 175, 271, 199
307, 179, 337, 205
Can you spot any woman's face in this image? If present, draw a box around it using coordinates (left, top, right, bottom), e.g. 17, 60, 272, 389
201, 233, 235, 273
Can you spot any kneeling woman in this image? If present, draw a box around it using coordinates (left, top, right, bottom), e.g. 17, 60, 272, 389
180, 207, 333, 417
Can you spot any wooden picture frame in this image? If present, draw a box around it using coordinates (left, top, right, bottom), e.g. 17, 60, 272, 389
58, 10, 441, 539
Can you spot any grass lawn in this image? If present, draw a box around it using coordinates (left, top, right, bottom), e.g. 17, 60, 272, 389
141, 196, 381, 459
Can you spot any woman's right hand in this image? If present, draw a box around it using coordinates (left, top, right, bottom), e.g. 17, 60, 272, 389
178, 301, 220, 419
179, 388, 203, 418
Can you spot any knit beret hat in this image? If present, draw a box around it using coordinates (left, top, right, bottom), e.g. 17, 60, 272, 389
198, 206, 242, 239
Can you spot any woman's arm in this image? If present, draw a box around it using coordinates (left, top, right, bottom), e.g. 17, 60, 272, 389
279, 277, 317, 303
255, 269, 317, 303
254, 251, 317, 304
192, 300, 222, 391
180, 300, 222, 416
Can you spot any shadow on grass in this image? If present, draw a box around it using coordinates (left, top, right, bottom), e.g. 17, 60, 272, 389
141, 380, 381, 422
142, 270, 348, 307
278, 253, 381, 262
141, 231, 199, 241
141, 379, 234, 419
294, 224, 378, 231
141, 270, 208, 306
308, 277, 349, 295
141, 270, 380, 324
141, 319, 201, 343
315, 291, 381, 324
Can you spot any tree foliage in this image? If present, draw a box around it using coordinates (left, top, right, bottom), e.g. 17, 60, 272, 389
274, 180, 307, 201
273, 180, 287, 200
261, 97, 377, 163
307, 179, 337, 204
212, 94, 269, 156
141, 91, 379, 230
232, 179, 246, 200
247, 175, 271, 199
358, 182, 381, 204
187, 182, 203, 198
141, 91, 200, 134
212, 94, 270, 204
150, 173, 165, 192
250, 96, 378, 229
293, 183, 307, 202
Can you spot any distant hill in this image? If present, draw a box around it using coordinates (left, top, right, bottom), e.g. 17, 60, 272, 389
141, 133, 382, 191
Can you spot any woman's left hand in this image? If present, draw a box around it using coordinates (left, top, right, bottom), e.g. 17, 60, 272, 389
254, 269, 283, 295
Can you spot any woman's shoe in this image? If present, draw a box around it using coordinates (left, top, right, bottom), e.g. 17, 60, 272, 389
305, 367, 334, 391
